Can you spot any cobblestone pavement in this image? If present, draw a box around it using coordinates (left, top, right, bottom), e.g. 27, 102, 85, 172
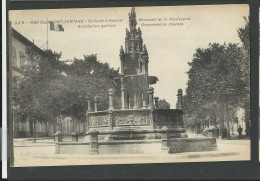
13, 136, 250, 167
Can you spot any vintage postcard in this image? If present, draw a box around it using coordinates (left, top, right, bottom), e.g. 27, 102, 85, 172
9, 5, 250, 167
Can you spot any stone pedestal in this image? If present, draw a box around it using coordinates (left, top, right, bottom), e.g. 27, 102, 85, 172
94, 96, 98, 112
161, 128, 169, 153
88, 130, 99, 155
203, 126, 218, 138
71, 132, 79, 142
108, 88, 115, 110
87, 95, 92, 112
54, 131, 62, 154
54, 131, 63, 142
176, 89, 183, 110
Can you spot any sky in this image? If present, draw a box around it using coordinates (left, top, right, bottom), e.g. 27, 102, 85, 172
10, 5, 249, 108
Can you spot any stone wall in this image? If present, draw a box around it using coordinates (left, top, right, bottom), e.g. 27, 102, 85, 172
167, 138, 217, 153
55, 135, 216, 155
153, 109, 183, 129
86, 109, 183, 132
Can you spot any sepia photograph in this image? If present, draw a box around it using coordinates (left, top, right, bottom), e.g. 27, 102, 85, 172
8, 5, 250, 167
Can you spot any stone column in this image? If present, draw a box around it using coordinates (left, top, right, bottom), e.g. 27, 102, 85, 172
136, 91, 142, 109
108, 110, 113, 130
176, 89, 183, 110
121, 78, 127, 109
133, 89, 137, 109
147, 87, 154, 109
154, 97, 159, 109
94, 96, 98, 112
108, 88, 114, 110
121, 87, 127, 109
143, 100, 148, 108
86, 95, 92, 112
88, 130, 99, 155
120, 46, 125, 74
142, 92, 148, 108
85, 114, 89, 133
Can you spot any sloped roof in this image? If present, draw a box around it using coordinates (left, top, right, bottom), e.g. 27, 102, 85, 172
12, 28, 46, 56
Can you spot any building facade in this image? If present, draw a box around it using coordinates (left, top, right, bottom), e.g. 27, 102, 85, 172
11, 28, 56, 138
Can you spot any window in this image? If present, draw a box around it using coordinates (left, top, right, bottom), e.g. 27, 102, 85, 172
19, 51, 26, 66
12, 46, 17, 67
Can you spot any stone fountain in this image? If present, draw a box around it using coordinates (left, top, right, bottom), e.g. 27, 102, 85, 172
54, 7, 217, 155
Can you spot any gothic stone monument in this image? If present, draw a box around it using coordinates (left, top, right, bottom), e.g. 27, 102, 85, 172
86, 7, 187, 140
55, 8, 217, 155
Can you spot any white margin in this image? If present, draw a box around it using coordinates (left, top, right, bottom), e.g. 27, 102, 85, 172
2, 0, 7, 179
